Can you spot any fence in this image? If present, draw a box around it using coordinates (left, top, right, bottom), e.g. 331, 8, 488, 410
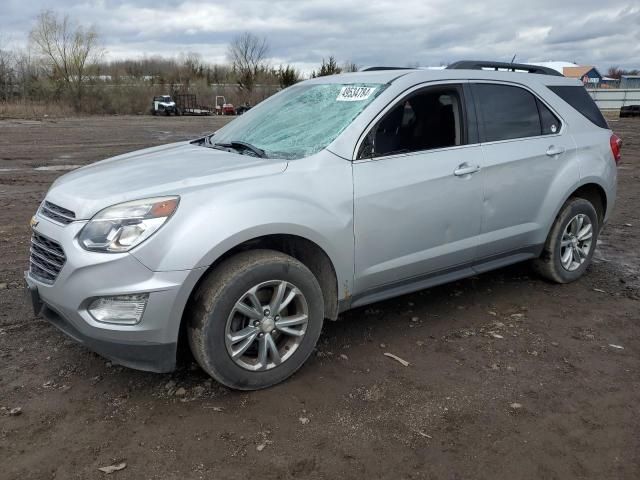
588, 89, 640, 111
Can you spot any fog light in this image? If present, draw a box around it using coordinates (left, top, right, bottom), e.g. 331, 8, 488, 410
88, 294, 149, 325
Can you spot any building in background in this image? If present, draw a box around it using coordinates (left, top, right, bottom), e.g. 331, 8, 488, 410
620, 75, 640, 88
599, 77, 619, 88
562, 65, 604, 86
530, 62, 616, 87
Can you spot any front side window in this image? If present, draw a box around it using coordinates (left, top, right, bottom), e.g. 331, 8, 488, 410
360, 85, 465, 158
473, 84, 543, 142
210, 83, 386, 159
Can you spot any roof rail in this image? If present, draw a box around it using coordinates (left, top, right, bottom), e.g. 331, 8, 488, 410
446, 60, 563, 76
360, 66, 413, 72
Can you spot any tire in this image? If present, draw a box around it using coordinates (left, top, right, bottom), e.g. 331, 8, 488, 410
532, 197, 599, 283
187, 250, 324, 390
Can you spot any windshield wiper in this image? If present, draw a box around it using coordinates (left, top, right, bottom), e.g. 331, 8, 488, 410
213, 141, 267, 158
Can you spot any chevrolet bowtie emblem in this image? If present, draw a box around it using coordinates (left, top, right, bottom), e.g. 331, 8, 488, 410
30, 216, 39, 229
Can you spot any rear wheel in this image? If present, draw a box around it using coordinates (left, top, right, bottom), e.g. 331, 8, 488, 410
533, 197, 599, 283
187, 250, 324, 390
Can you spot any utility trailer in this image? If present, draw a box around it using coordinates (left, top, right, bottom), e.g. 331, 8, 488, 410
174, 94, 212, 116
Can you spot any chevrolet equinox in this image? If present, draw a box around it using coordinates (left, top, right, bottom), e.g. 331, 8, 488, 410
26, 61, 621, 389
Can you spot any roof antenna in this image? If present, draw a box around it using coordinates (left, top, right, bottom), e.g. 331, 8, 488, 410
510, 54, 517, 72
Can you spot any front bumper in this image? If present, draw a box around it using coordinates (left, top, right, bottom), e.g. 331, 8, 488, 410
26, 215, 206, 372
26, 281, 177, 372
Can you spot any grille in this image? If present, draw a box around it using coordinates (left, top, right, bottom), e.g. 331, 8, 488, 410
40, 200, 76, 225
29, 232, 66, 284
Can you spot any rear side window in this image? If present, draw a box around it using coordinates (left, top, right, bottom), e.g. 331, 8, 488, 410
473, 84, 541, 142
537, 99, 561, 135
548, 85, 608, 129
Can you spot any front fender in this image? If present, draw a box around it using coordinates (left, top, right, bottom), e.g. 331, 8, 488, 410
130, 153, 354, 300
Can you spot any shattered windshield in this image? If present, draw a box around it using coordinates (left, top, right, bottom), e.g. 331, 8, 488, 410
209, 83, 386, 159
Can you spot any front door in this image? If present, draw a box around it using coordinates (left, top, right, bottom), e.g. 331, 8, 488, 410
352, 83, 484, 299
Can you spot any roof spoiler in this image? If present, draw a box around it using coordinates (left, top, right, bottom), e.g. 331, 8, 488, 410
446, 60, 563, 76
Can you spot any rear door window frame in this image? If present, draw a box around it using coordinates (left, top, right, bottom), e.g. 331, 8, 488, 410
469, 81, 565, 145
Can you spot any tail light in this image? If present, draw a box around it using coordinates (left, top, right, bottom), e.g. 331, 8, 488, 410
610, 134, 622, 165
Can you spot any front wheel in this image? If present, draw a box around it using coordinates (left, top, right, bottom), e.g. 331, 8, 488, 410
532, 197, 599, 283
187, 250, 324, 390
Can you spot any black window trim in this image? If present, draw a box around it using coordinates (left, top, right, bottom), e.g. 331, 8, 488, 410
470, 80, 565, 145
353, 81, 476, 162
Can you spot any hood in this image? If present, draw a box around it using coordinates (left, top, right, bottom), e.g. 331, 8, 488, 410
45, 141, 288, 220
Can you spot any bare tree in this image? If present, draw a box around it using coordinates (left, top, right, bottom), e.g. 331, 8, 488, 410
13, 47, 37, 100
184, 52, 203, 76
607, 66, 640, 80
29, 10, 102, 108
227, 32, 269, 94
208, 64, 232, 84
342, 61, 359, 73
0, 37, 16, 101
607, 66, 622, 79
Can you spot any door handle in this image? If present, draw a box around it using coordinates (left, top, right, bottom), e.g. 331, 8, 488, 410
454, 163, 481, 176
546, 145, 566, 156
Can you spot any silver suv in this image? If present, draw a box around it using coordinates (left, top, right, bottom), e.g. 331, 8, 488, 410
26, 61, 621, 390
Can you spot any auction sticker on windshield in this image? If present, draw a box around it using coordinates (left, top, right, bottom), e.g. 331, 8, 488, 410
336, 86, 377, 102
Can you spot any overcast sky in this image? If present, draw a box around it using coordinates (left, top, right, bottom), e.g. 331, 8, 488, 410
1, 0, 639, 74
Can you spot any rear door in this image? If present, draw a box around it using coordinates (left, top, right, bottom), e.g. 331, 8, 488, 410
471, 82, 578, 266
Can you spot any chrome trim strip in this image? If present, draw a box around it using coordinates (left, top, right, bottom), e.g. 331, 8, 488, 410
30, 238, 65, 260
29, 248, 64, 269
29, 257, 59, 277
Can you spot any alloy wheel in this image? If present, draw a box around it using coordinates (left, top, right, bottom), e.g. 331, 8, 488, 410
224, 280, 309, 371
560, 213, 593, 272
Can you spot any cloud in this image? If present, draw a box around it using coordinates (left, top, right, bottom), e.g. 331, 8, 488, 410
1, 0, 638, 73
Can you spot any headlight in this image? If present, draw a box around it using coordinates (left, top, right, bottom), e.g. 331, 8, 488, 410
79, 196, 179, 252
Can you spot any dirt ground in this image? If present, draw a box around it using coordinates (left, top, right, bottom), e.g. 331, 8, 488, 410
0, 114, 638, 480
